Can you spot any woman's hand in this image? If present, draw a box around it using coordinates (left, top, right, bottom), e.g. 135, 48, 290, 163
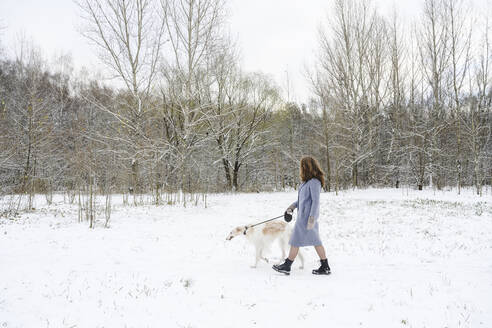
307, 216, 315, 230
284, 205, 295, 222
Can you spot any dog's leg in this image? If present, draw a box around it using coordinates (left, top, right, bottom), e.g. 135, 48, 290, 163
251, 246, 261, 268
279, 237, 287, 259
260, 247, 269, 263
280, 235, 290, 260
297, 250, 305, 269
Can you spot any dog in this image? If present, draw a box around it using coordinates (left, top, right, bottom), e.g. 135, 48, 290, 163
226, 220, 304, 269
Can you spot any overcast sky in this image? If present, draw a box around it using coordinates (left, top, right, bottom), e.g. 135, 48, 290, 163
0, 0, 489, 102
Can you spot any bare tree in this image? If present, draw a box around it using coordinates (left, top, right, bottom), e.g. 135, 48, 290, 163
11, 39, 57, 209
417, 0, 451, 189
445, 0, 472, 194
314, 0, 388, 188
385, 10, 407, 187
159, 0, 226, 196
77, 0, 166, 201
406, 27, 429, 190
311, 81, 333, 191
465, 14, 491, 196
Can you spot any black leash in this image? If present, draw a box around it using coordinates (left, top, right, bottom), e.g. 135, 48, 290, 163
243, 214, 285, 235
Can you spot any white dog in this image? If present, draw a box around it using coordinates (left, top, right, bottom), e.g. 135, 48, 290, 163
226, 220, 304, 269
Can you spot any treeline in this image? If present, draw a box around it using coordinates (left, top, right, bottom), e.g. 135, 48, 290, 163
0, 0, 491, 210
310, 0, 491, 195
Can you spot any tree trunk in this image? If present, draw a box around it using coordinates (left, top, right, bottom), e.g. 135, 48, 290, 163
352, 162, 358, 188
232, 161, 240, 191
325, 147, 331, 192
222, 158, 232, 190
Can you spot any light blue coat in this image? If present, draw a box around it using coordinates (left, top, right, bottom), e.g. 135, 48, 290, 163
289, 178, 323, 247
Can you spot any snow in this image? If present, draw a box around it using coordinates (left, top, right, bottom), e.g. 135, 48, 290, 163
1, 188, 491, 327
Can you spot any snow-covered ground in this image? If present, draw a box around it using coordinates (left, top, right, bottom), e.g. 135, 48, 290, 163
1, 188, 491, 327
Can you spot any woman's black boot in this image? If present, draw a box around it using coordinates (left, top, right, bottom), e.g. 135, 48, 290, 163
312, 259, 331, 275
272, 258, 293, 275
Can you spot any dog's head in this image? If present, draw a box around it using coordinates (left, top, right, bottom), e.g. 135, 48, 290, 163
226, 226, 249, 240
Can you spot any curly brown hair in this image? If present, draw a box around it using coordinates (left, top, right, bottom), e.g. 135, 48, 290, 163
299, 156, 325, 188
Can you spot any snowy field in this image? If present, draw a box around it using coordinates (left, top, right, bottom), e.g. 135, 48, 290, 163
1, 188, 491, 327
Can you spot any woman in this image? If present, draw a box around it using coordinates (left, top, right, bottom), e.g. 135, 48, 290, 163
272, 156, 331, 276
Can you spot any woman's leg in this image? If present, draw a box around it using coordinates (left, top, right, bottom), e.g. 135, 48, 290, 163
288, 246, 299, 261
314, 245, 327, 260
273, 246, 298, 275
312, 245, 331, 274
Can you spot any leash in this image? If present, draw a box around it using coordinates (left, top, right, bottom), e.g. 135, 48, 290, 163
243, 214, 285, 235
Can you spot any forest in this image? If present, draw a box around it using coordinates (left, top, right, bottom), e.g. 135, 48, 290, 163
0, 0, 491, 212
